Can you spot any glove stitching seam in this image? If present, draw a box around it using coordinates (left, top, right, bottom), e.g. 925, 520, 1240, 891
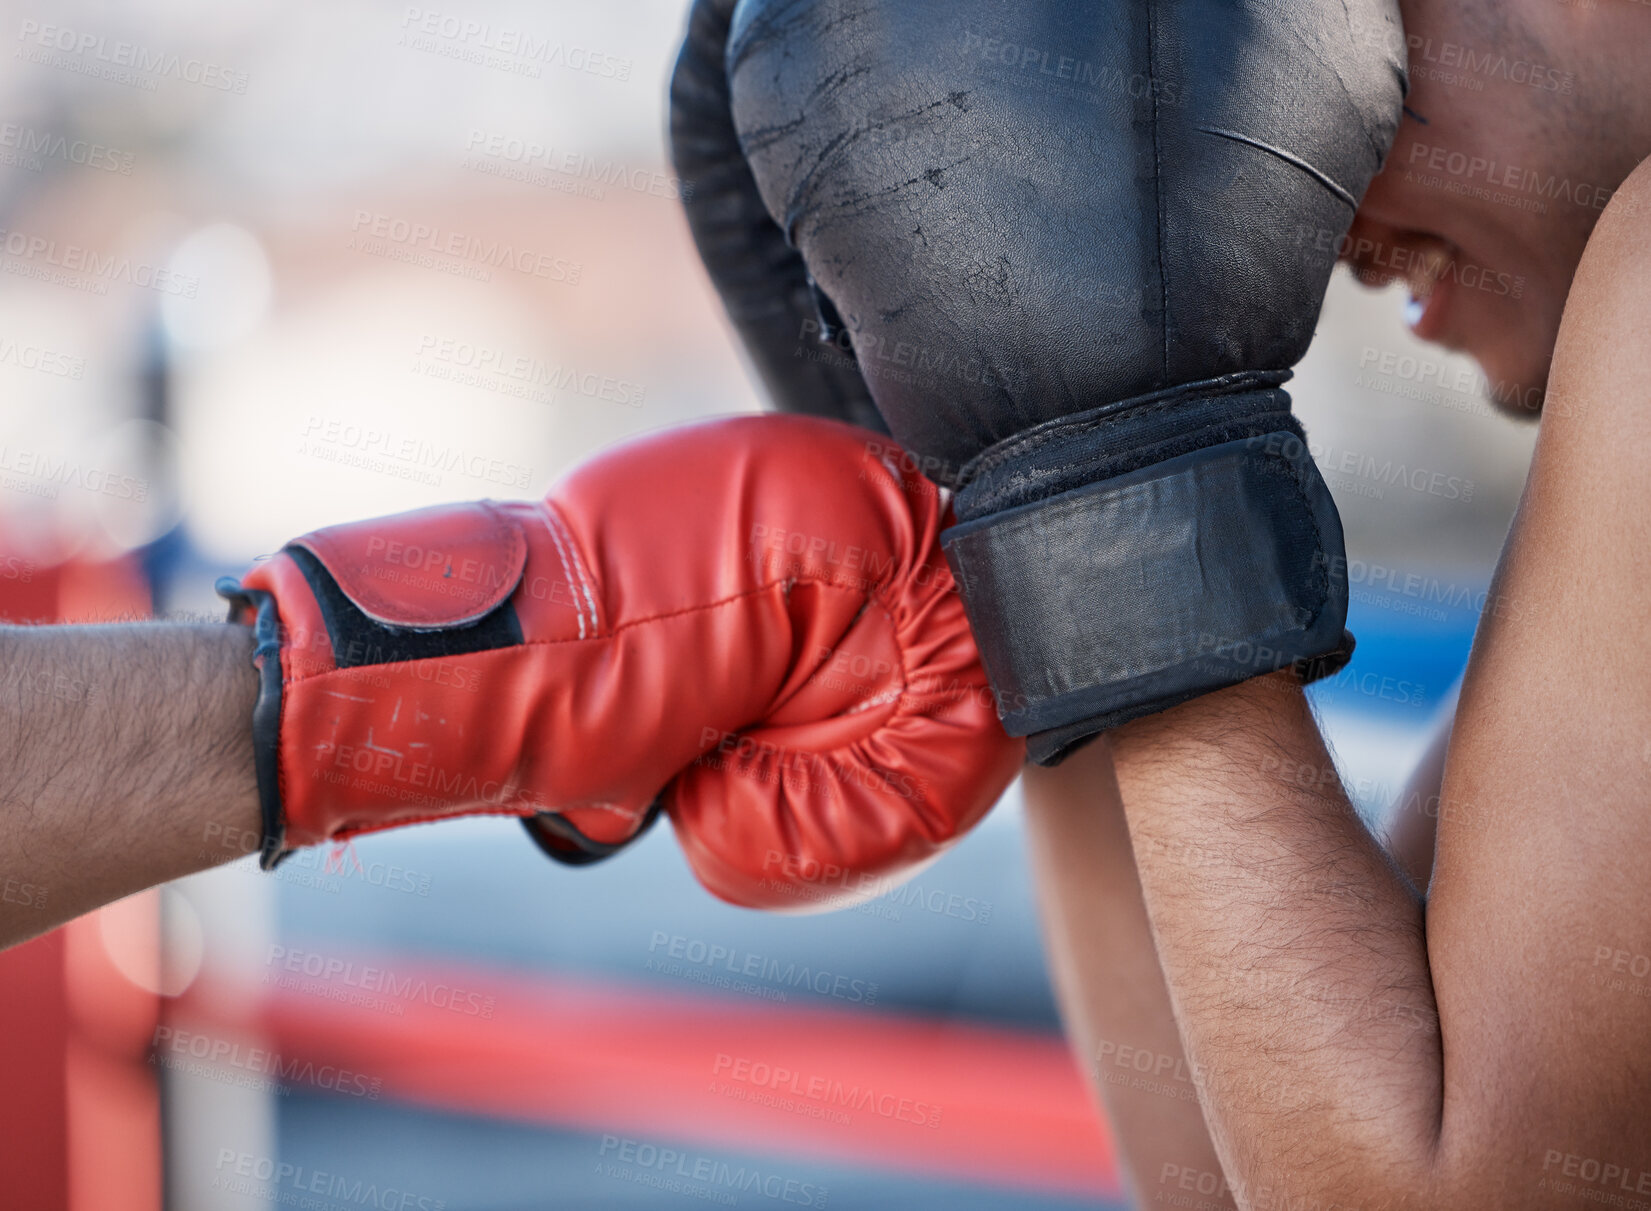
959, 374, 1287, 485
1147, 0, 1170, 382
549, 504, 601, 635
541, 503, 600, 638
536, 506, 585, 639
968, 394, 1262, 487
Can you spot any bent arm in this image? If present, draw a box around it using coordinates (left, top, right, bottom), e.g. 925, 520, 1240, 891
0, 622, 261, 950
1023, 743, 1237, 1209
1103, 165, 1651, 1207
1024, 701, 1455, 1208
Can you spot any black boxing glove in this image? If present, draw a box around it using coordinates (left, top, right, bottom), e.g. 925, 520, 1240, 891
670, 0, 884, 432
699, 0, 1406, 762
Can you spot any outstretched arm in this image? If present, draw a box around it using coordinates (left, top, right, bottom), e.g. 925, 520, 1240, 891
1104, 165, 1651, 1207
0, 622, 260, 949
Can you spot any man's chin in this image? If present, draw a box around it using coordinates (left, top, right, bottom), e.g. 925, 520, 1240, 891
1468, 345, 1551, 419
1424, 287, 1556, 419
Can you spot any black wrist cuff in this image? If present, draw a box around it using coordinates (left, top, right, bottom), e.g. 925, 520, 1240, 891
942, 420, 1351, 765
216, 577, 291, 870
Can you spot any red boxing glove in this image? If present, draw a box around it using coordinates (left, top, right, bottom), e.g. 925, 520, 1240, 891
218, 415, 1022, 909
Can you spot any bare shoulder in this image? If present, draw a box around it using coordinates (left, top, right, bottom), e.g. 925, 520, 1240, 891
1556, 154, 1651, 375
1542, 153, 1651, 450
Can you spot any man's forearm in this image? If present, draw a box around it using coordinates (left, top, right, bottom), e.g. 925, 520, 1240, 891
1069, 175, 1651, 1210
1023, 742, 1238, 1210
1109, 675, 1443, 1203
0, 623, 261, 949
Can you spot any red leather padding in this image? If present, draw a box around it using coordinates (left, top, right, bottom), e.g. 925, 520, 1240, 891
246, 415, 1023, 904
293, 501, 525, 629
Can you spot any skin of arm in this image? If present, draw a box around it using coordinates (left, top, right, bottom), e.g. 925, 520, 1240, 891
1381, 691, 1455, 894
1099, 159, 1651, 1208
0, 622, 261, 950
1023, 742, 1238, 1210
1025, 688, 1455, 1207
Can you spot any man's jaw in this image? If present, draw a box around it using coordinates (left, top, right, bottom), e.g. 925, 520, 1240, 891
1343, 229, 1464, 346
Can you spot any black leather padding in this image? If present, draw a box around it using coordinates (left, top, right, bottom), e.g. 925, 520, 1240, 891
521, 801, 663, 867
943, 434, 1350, 761
216, 577, 294, 869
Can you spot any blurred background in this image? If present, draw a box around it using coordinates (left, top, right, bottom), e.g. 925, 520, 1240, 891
0, 1, 1537, 1208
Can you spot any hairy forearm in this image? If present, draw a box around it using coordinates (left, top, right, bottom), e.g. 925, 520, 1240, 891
1109, 675, 1442, 1205
1088, 175, 1651, 1210
0, 623, 261, 949
1023, 742, 1238, 1210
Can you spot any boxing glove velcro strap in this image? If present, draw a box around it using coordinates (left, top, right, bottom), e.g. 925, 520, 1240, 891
941, 434, 1350, 760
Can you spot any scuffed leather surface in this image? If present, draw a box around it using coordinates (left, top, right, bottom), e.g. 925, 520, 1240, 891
671, 0, 886, 431
718, 0, 1401, 745
238, 416, 1022, 910
944, 434, 1349, 741
727, 0, 1405, 475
